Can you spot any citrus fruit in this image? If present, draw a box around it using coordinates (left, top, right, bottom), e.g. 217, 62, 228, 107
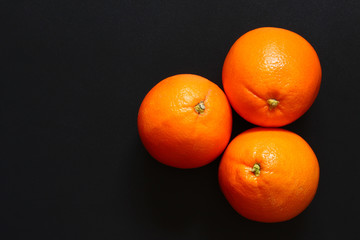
138, 74, 232, 169
222, 27, 322, 127
218, 128, 319, 222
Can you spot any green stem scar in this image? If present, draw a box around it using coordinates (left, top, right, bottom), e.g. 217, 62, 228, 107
250, 163, 261, 177
194, 101, 205, 114
267, 99, 279, 110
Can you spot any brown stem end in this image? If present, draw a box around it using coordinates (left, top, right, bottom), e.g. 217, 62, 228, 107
194, 101, 205, 114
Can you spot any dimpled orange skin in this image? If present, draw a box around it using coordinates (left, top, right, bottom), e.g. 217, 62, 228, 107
138, 74, 232, 169
222, 27, 322, 127
218, 128, 319, 223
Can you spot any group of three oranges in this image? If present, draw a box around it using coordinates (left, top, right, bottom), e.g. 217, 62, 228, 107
138, 27, 322, 223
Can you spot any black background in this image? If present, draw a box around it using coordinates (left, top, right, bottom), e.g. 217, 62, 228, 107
3, 0, 360, 239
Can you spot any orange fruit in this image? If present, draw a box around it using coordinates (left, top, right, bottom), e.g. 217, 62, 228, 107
138, 74, 232, 169
222, 27, 322, 127
218, 128, 319, 223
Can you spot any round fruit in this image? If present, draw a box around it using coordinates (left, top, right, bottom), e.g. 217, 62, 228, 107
222, 27, 322, 127
138, 74, 232, 169
218, 128, 319, 223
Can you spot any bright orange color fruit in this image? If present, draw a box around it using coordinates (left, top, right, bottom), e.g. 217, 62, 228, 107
222, 27, 322, 127
138, 74, 232, 169
218, 128, 319, 223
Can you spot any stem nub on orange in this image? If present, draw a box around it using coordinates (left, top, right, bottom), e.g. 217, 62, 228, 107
222, 27, 322, 127
218, 128, 320, 223
138, 74, 232, 169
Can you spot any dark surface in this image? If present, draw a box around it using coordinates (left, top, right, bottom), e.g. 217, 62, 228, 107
2, 0, 360, 239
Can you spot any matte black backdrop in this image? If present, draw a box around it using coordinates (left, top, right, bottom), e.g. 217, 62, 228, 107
3, 0, 360, 239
